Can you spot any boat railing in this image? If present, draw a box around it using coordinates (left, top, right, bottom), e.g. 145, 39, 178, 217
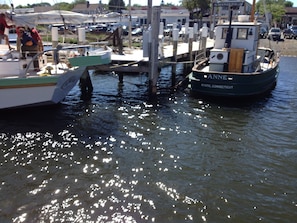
255, 51, 279, 72
194, 49, 206, 65
22, 45, 70, 76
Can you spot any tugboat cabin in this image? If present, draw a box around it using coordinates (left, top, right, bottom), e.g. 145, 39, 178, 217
210, 15, 260, 73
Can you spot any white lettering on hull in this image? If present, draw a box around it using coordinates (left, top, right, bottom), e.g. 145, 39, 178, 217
206, 74, 228, 80
201, 84, 233, 89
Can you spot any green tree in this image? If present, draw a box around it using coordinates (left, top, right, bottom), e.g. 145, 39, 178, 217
16, 2, 51, 8
256, 0, 286, 24
73, 0, 87, 4
284, 1, 293, 7
53, 2, 74, 11
0, 4, 10, 9
182, 0, 210, 22
15, 0, 85, 9
108, 0, 125, 11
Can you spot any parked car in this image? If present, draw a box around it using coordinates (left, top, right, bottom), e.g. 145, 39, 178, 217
107, 23, 122, 33
131, 27, 143, 36
267, 28, 281, 41
283, 28, 294, 39
289, 26, 297, 39
49, 24, 67, 34
88, 24, 108, 33
164, 24, 173, 36
259, 27, 267, 38
8, 28, 17, 44
121, 25, 129, 36
68, 25, 77, 34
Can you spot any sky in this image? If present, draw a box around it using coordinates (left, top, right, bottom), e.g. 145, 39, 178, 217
4, 0, 297, 8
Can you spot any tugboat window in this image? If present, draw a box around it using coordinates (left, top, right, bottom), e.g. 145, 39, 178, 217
237, 28, 248, 39
222, 28, 229, 39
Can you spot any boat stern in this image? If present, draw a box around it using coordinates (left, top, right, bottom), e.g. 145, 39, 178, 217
51, 66, 86, 103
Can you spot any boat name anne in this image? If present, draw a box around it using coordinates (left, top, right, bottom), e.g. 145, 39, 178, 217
206, 74, 228, 80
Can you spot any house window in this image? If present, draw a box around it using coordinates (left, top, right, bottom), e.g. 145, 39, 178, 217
237, 28, 248, 39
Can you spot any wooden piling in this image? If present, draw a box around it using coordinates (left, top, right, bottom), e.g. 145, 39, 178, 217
147, 0, 152, 27
148, 6, 161, 98
200, 24, 208, 56
52, 26, 58, 48
193, 23, 198, 41
79, 68, 93, 100
172, 28, 179, 87
188, 27, 194, 62
183, 23, 189, 43
118, 73, 124, 83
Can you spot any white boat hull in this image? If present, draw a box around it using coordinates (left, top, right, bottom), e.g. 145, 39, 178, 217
0, 44, 86, 110
0, 67, 84, 109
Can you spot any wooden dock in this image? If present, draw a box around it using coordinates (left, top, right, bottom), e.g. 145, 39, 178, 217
86, 39, 214, 73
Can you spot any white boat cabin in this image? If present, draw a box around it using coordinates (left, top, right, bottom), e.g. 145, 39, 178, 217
210, 15, 260, 73
0, 44, 47, 78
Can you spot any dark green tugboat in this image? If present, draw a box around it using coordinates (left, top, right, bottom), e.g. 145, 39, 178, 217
189, 5, 280, 98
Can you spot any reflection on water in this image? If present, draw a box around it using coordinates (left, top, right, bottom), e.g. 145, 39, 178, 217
0, 59, 297, 222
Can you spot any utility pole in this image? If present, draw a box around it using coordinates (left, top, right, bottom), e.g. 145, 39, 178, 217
147, 0, 152, 26
128, 0, 132, 48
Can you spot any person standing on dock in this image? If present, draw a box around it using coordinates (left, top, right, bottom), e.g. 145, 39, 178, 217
0, 13, 15, 50
17, 27, 39, 70
26, 26, 44, 53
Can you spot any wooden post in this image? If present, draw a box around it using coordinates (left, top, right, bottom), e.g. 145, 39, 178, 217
52, 26, 58, 48
184, 27, 194, 72
188, 27, 193, 62
158, 22, 164, 59
79, 68, 93, 100
184, 22, 189, 43
210, 1, 213, 39
193, 23, 198, 41
147, 0, 152, 26
118, 73, 124, 84
149, 6, 161, 98
143, 30, 150, 57
117, 27, 123, 55
201, 24, 208, 57
78, 27, 86, 44
172, 28, 179, 87
128, 0, 132, 49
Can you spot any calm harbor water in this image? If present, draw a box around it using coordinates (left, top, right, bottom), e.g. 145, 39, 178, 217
0, 57, 296, 223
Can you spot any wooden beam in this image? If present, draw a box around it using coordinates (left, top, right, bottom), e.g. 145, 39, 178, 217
88, 64, 149, 73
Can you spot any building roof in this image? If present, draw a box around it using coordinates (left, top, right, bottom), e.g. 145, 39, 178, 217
285, 7, 297, 14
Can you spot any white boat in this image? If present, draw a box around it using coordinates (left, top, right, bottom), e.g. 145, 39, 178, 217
0, 44, 86, 110
63, 45, 112, 67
